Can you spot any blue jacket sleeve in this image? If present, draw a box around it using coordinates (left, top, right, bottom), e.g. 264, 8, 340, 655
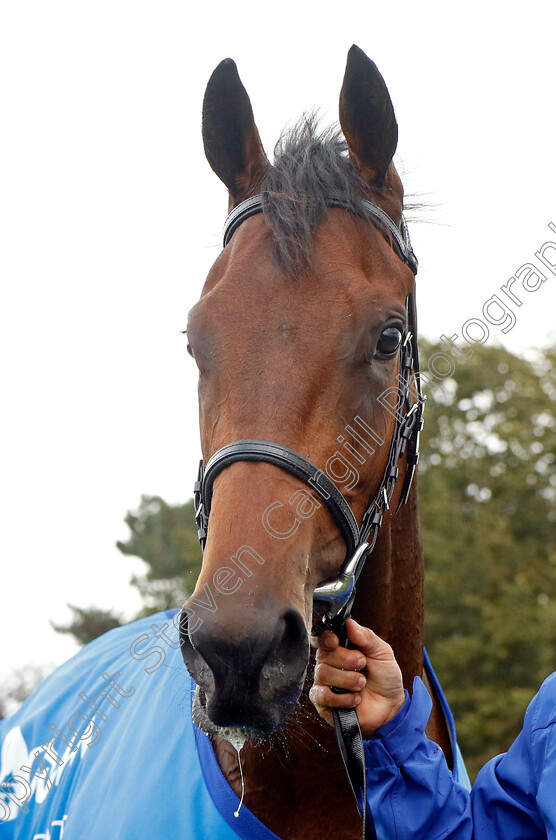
471, 673, 556, 840
363, 677, 472, 840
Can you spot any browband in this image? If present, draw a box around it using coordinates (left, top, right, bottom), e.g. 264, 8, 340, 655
223, 194, 418, 275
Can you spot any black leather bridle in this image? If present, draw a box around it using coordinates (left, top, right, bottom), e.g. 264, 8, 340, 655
192, 193, 424, 839
194, 193, 424, 632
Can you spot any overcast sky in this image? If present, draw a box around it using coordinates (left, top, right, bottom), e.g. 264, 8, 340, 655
1, 1, 555, 684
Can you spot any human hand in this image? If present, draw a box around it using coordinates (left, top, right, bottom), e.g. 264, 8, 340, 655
309, 619, 406, 738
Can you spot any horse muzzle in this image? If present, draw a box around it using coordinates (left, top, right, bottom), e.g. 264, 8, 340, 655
179, 603, 309, 737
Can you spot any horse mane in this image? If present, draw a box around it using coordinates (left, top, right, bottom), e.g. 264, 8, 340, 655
261, 115, 374, 274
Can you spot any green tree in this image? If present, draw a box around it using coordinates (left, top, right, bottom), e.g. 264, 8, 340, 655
117, 495, 203, 616
0, 664, 54, 719
420, 340, 556, 779
53, 496, 202, 640
52, 605, 124, 646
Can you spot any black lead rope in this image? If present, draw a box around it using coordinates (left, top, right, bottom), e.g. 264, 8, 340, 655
194, 194, 423, 840
333, 710, 373, 839
333, 703, 375, 839
329, 617, 378, 840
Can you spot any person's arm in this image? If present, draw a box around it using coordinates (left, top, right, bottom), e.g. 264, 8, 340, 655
470, 675, 556, 840
310, 620, 472, 840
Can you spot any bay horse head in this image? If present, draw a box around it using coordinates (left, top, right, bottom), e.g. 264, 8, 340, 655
180, 45, 422, 741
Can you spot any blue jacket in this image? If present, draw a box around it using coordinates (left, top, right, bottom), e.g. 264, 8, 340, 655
0, 609, 466, 839
0, 610, 282, 839
365, 672, 556, 839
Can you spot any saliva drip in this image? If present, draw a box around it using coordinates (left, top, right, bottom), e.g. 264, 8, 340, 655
227, 734, 247, 818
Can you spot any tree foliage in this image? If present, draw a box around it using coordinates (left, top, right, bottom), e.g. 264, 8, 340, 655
0, 664, 54, 719
6, 500, 202, 714
53, 497, 202, 642
51, 605, 124, 646
116, 495, 202, 615
420, 340, 556, 779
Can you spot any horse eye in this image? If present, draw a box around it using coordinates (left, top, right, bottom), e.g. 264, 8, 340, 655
375, 325, 404, 359
187, 344, 194, 357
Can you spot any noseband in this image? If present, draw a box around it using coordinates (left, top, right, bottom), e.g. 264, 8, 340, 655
193, 193, 425, 635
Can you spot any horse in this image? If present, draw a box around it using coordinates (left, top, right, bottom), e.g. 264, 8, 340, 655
0, 45, 466, 840
179, 44, 464, 839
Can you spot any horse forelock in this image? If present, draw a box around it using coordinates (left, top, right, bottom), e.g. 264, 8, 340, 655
260, 115, 382, 275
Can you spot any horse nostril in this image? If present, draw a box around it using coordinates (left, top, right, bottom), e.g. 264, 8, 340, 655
179, 607, 215, 694
276, 609, 308, 666
259, 609, 308, 697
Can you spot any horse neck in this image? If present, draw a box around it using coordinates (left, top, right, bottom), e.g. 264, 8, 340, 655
348, 482, 452, 762
352, 482, 425, 690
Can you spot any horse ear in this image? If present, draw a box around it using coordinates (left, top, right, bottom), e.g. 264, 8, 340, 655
339, 45, 398, 185
203, 59, 271, 207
